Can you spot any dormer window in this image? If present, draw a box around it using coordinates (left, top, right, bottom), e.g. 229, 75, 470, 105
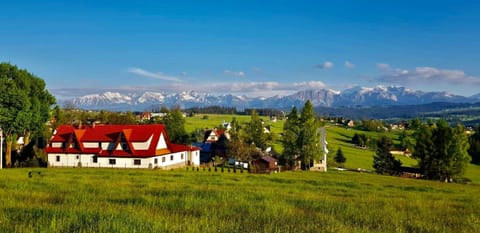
121, 143, 129, 151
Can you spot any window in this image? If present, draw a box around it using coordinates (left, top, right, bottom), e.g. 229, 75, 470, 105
76, 155, 79, 160
154, 158, 158, 164
162, 157, 166, 163
93, 156, 98, 163
181, 153, 184, 160
56, 156, 60, 162
170, 155, 174, 161
109, 159, 116, 165
134, 159, 141, 165
121, 143, 128, 151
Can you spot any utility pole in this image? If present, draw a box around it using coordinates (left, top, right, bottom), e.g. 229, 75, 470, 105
0, 127, 3, 169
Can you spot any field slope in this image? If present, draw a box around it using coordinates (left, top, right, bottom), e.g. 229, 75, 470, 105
1, 168, 479, 233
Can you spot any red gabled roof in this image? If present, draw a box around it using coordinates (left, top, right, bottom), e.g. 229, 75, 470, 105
45, 124, 196, 158
203, 128, 226, 142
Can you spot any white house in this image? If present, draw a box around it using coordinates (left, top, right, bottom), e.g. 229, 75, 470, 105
45, 124, 200, 169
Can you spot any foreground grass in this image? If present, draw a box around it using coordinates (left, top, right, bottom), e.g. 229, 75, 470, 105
1, 168, 479, 233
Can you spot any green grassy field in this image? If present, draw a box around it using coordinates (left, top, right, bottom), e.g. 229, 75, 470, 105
185, 113, 284, 152
185, 114, 480, 183
1, 168, 479, 233
2, 114, 479, 232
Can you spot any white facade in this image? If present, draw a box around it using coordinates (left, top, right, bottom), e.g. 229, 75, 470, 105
46, 124, 200, 169
48, 150, 200, 169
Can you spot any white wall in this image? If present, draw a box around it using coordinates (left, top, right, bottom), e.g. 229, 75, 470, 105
47, 150, 200, 169
48, 153, 92, 167
132, 134, 152, 150
156, 133, 168, 149
83, 142, 98, 148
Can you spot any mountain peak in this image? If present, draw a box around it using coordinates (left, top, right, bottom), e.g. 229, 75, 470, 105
69, 86, 474, 111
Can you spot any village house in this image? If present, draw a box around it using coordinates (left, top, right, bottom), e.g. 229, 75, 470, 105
252, 156, 278, 173
390, 122, 405, 130
45, 124, 200, 169
346, 120, 355, 128
194, 128, 230, 162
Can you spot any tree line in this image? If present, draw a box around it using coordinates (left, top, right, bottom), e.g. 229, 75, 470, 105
0, 63, 55, 167
373, 119, 474, 182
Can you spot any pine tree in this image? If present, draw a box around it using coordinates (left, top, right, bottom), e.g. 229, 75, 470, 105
334, 147, 346, 166
468, 125, 480, 164
245, 109, 268, 150
414, 120, 471, 181
297, 100, 321, 170
373, 136, 402, 175
282, 107, 300, 167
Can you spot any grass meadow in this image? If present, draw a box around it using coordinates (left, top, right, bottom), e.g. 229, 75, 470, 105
186, 114, 480, 182
1, 168, 479, 233
2, 114, 479, 232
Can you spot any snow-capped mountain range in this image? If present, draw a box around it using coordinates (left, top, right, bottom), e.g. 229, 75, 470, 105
68, 86, 480, 111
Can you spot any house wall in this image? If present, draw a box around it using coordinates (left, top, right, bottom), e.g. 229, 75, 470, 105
132, 135, 152, 150
157, 133, 168, 149
47, 150, 200, 169
188, 150, 200, 166
48, 153, 95, 167
83, 142, 99, 148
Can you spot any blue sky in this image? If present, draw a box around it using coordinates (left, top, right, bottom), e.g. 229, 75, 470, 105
1, 0, 480, 99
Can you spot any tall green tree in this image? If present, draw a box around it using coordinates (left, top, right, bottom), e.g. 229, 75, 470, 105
373, 136, 402, 175
245, 109, 269, 150
227, 117, 260, 161
158, 108, 188, 144
297, 100, 321, 170
0, 63, 55, 167
281, 106, 300, 167
468, 125, 480, 164
334, 147, 346, 166
413, 120, 471, 181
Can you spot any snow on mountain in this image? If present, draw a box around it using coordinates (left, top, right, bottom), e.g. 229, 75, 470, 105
470, 93, 480, 101
137, 92, 165, 104
69, 86, 475, 111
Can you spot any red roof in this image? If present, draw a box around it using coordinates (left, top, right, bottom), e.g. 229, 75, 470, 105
45, 124, 198, 158
203, 128, 226, 142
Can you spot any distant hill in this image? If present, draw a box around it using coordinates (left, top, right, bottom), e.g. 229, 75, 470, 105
315, 102, 480, 123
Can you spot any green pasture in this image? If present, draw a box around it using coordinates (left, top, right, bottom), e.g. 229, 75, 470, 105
0, 168, 479, 233
184, 114, 480, 182
185, 114, 283, 133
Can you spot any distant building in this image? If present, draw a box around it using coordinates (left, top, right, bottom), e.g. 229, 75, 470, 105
45, 124, 200, 169
346, 120, 355, 128
252, 156, 278, 173
270, 116, 277, 122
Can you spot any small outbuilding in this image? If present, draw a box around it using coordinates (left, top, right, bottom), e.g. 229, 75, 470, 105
252, 156, 278, 173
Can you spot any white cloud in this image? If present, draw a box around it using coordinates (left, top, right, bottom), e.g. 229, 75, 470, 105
224, 70, 246, 77
128, 67, 182, 82
345, 61, 355, 69
376, 65, 480, 86
315, 61, 334, 69
376, 63, 391, 71
293, 81, 326, 89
